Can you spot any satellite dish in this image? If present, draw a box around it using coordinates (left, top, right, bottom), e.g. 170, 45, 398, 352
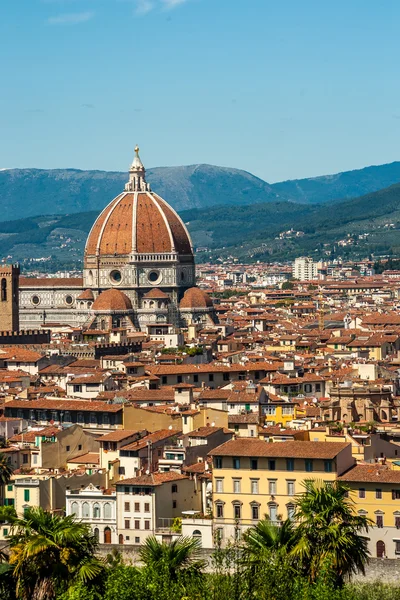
168, 425, 173, 430
145, 470, 150, 475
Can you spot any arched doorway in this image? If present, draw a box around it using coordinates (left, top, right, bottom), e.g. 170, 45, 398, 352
104, 527, 111, 544
119, 534, 124, 545
377, 540, 386, 558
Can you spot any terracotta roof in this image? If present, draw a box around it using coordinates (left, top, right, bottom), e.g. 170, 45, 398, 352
187, 426, 226, 438
121, 429, 181, 451
67, 374, 108, 385
228, 414, 259, 424
68, 452, 100, 464
143, 288, 169, 299
97, 430, 141, 442
85, 191, 192, 256
183, 462, 210, 474
180, 287, 213, 309
92, 289, 133, 311
0, 348, 44, 362
209, 439, 350, 459
19, 277, 83, 288
148, 362, 280, 376
5, 399, 123, 412
115, 471, 188, 486
77, 289, 95, 301
338, 464, 400, 483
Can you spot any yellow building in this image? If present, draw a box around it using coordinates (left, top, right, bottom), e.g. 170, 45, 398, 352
339, 463, 400, 559
209, 439, 353, 540
262, 400, 297, 427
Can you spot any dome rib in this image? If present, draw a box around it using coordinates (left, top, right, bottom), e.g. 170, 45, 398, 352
153, 193, 193, 254
85, 194, 123, 256
150, 192, 175, 251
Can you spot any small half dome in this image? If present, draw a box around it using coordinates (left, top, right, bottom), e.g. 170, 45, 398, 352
180, 287, 213, 309
77, 289, 95, 301
92, 289, 133, 312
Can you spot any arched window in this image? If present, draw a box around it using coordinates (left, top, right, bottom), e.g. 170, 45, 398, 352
1, 279, 6, 302
88, 270, 93, 286
94, 527, 99, 541
71, 502, 79, 517
192, 529, 202, 540
269, 503, 278, 523
104, 502, 112, 519
82, 502, 90, 518
118, 533, 124, 545
287, 504, 295, 520
93, 503, 100, 518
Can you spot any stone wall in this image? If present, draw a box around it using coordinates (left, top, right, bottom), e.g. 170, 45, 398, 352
96, 545, 400, 581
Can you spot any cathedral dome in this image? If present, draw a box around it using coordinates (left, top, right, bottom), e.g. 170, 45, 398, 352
85, 147, 193, 259
180, 287, 214, 309
92, 289, 133, 312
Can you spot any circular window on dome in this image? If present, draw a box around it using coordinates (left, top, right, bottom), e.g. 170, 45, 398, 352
110, 270, 122, 284
65, 295, 73, 305
148, 270, 160, 284
31, 295, 40, 306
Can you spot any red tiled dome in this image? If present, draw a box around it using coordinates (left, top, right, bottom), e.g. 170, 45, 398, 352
92, 289, 133, 311
180, 287, 213, 309
77, 289, 95, 301
85, 191, 192, 257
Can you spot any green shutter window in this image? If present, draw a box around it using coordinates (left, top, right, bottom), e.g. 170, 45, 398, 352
7, 485, 12, 492
24, 489, 30, 502
3, 529, 8, 537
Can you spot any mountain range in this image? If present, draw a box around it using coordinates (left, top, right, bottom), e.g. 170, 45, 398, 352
2, 160, 400, 268
3, 160, 400, 221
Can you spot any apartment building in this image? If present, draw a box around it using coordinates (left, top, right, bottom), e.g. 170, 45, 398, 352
115, 472, 201, 545
209, 439, 353, 540
339, 463, 400, 559
292, 257, 318, 281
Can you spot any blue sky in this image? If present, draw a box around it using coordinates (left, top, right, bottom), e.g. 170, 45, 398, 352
2, 0, 400, 182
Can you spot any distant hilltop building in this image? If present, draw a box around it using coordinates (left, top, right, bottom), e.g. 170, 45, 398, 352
292, 257, 326, 281
19, 147, 217, 331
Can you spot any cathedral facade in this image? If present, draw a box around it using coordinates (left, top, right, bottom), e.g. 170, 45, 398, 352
19, 148, 217, 332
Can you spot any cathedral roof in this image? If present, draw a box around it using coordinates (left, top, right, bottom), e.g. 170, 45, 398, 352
85, 147, 193, 258
77, 289, 95, 300
143, 288, 170, 299
92, 289, 133, 312
179, 287, 214, 309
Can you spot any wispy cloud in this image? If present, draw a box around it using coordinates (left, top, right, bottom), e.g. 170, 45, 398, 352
135, 0, 154, 15
130, 0, 191, 15
161, 0, 189, 9
47, 11, 94, 24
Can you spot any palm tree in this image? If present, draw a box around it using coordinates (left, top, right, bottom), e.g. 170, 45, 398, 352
242, 518, 298, 579
0, 453, 13, 485
292, 479, 371, 586
8, 507, 103, 600
139, 535, 206, 581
